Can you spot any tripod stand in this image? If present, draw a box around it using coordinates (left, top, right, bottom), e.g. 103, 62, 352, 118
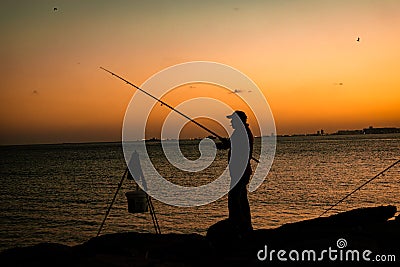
97, 165, 161, 237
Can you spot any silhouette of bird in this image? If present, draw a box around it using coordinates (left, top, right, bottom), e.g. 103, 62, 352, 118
356, 37, 360, 42
54, 7, 58, 11
229, 89, 243, 94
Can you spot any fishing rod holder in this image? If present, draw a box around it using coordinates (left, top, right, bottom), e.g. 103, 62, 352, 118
125, 183, 161, 234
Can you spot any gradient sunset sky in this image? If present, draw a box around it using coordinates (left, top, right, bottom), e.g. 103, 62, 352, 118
1, 0, 399, 144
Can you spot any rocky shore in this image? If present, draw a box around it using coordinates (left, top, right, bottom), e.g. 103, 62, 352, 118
1, 205, 399, 266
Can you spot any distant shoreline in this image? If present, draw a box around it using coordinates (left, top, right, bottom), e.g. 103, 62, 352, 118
278, 126, 400, 138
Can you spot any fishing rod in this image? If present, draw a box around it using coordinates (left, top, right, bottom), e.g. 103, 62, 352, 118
319, 159, 400, 217
100, 67, 260, 163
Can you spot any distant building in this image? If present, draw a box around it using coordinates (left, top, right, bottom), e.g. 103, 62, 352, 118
363, 126, 400, 134
315, 129, 325, 136
336, 130, 363, 135
333, 126, 400, 135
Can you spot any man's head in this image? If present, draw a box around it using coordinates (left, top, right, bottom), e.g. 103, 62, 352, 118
227, 110, 248, 129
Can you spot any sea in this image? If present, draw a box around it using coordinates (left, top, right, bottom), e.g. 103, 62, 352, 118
0, 134, 399, 251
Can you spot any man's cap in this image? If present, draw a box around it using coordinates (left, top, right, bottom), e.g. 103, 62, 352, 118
227, 110, 247, 122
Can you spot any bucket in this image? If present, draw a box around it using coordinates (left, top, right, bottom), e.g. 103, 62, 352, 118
125, 189, 148, 213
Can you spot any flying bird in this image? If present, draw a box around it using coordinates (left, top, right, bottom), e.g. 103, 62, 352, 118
229, 89, 243, 94
54, 7, 58, 11
356, 37, 360, 42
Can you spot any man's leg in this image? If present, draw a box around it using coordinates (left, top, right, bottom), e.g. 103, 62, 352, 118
228, 185, 241, 223
239, 186, 252, 231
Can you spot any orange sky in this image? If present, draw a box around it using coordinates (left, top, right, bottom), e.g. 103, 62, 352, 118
1, 1, 399, 144
144, 83, 261, 139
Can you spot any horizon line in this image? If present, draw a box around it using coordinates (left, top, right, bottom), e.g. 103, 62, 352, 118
1, 131, 399, 147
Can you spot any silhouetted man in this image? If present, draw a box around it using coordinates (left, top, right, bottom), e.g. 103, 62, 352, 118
222, 110, 254, 234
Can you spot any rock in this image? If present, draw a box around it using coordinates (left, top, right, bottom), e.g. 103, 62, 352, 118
0, 243, 75, 267
278, 205, 397, 234
207, 219, 236, 241
1, 206, 399, 266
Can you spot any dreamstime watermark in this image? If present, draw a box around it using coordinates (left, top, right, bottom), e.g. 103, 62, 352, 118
257, 238, 396, 263
122, 61, 276, 207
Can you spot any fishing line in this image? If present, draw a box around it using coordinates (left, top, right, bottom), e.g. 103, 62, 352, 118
319, 159, 400, 217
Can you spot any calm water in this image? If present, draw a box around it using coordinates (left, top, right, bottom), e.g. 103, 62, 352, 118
0, 134, 399, 251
